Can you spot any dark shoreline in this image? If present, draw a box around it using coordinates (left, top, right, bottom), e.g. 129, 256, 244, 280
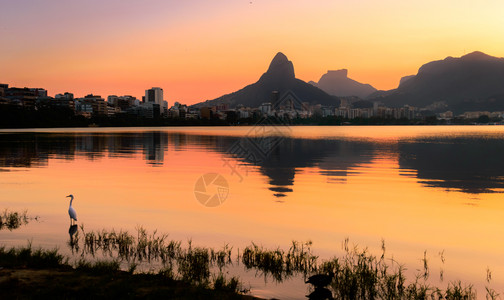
0, 267, 257, 299
2, 104, 501, 129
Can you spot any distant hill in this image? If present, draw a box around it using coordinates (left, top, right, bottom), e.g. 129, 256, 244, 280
309, 69, 377, 98
368, 51, 504, 113
193, 52, 339, 109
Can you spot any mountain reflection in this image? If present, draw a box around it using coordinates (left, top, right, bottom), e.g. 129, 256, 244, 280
220, 138, 375, 197
398, 137, 504, 194
2, 130, 503, 196
0, 131, 376, 197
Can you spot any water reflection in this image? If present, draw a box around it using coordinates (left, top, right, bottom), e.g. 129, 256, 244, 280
398, 137, 504, 194
305, 272, 334, 300
0, 132, 376, 197
68, 224, 78, 251
240, 138, 375, 196
1, 130, 504, 195
143, 131, 166, 166
306, 287, 333, 300
0, 210, 34, 231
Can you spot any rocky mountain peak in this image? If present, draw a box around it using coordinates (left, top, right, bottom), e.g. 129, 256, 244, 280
324, 69, 348, 79
264, 52, 295, 79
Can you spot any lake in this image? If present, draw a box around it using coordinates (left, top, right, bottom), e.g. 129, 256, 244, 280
1, 125, 504, 298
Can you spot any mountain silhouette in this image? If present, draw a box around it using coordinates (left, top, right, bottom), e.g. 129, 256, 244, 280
309, 69, 377, 98
193, 52, 339, 109
398, 75, 415, 86
368, 51, 504, 113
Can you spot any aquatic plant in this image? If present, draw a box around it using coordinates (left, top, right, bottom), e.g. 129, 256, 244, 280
314, 240, 478, 300
0, 243, 247, 299
213, 272, 246, 294
177, 241, 211, 286
62, 225, 501, 299
0, 209, 33, 231
73, 227, 236, 287
241, 240, 318, 282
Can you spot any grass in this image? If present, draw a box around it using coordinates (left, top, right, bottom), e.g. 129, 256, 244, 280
241, 240, 318, 282
0, 243, 253, 299
213, 273, 242, 292
316, 240, 479, 299
3, 225, 502, 299
72, 226, 501, 299
75, 258, 121, 274
0, 209, 32, 231
0, 241, 64, 269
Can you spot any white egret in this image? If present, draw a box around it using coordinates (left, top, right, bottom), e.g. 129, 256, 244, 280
66, 194, 77, 225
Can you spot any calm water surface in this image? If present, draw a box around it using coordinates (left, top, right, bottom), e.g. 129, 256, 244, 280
1, 126, 504, 298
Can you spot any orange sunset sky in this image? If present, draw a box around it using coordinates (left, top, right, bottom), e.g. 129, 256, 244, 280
2, 0, 504, 105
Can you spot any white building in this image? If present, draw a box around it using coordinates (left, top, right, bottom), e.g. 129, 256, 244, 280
145, 87, 164, 106
144, 87, 168, 117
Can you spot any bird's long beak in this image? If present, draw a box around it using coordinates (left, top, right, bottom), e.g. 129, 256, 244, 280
66, 195, 71, 197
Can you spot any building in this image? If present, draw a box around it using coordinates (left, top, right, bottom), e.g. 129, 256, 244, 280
30, 88, 47, 98
145, 87, 163, 105
75, 94, 107, 116
0, 84, 6, 101
238, 108, 250, 119
5, 87, 37, 108
107, 95, 118, 106
55, 92, 74, 101
259, 102, 272, 116
322, 106, 334, 117
52, 93, 75, 111
185, 107, 200, 119
438, 111, 453, 120
107, 105, 120, 116
215, 103, 229, 112
168, 102, 188, 118
107, 95, 138, 112
145, 87, 166, 117
200, 107, 213, 119
0, 84, 9, 105
48, 93, 74, 111
463, 111, 490, 119
138, 102, 158, 118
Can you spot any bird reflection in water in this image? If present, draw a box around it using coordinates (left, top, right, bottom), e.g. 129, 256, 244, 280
68, 224, 79, 253
306, 272, 334, 300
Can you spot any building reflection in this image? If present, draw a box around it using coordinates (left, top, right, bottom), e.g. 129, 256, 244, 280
1, 131, 503, 196
143, 131, 166, 165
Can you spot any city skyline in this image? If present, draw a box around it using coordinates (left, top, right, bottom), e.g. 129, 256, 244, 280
2, 0, 504, 105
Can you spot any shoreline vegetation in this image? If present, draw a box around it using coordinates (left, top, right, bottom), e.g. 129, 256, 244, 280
0, 105, 501, 129
0, 243, 253, 299
1, 219, 500, 299
0, 209, 38, 231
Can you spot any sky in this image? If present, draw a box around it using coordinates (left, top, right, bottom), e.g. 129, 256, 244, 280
1, 0, 504, 105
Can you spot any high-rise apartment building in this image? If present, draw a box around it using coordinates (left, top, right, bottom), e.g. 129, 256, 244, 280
145, 87, 164, 106
144, 87, 167, 116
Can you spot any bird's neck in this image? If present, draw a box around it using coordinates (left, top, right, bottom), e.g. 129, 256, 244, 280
69, 197, 74, 206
